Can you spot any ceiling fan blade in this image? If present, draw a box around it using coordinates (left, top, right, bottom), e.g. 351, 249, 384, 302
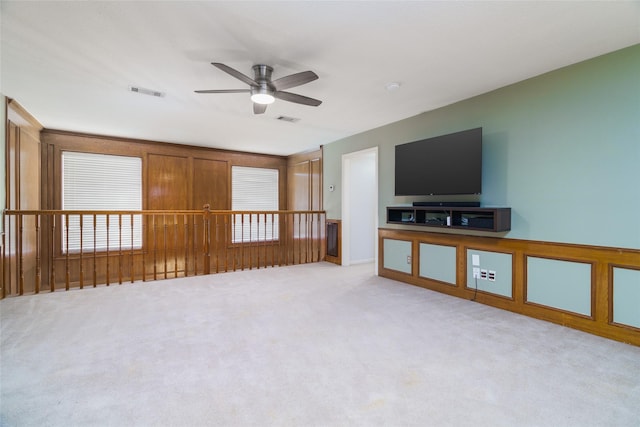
253, 103, 267, 114
274, 91, 322, 107
194, 89, 251, 94
212, 63, 257, 87
272, 71, 319, 91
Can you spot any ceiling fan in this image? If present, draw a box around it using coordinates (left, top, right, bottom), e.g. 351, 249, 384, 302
195, 63, 322, 114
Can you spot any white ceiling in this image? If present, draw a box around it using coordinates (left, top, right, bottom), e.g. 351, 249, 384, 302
2, 1, 639, 156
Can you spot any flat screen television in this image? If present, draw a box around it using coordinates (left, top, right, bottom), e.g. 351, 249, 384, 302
394, 127, 482, 196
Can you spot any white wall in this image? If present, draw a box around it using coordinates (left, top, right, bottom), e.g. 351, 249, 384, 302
347, 151, 376, 263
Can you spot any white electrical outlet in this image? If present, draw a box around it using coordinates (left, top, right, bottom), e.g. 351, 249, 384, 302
407, 255, 411, 264
480, 269, 488, 280
473, 267, 481, 278
488, 270, 496, 281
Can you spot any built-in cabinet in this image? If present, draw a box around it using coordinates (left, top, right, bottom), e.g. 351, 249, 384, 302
379, 228, 640, 346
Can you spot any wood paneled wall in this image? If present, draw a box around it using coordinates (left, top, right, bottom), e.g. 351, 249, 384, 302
4, 99, 43, 295
5, 101, 325, 292
287, 148, 329, 261
6, 99, 42, 211
40, 130, 288, 212
25, 130, 291, 290
287, 148, 322, 211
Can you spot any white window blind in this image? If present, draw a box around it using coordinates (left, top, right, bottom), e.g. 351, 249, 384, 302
231, 166, 279, 243
62, 151, 142, 253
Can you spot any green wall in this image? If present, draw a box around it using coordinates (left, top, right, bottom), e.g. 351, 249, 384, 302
324, 45, 640, 249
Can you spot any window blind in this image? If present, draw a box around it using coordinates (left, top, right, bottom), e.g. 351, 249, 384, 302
62, 151, 142, 252
231, 166, 279, 243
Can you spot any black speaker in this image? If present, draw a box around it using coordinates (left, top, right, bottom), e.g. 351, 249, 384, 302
413, 201, 480, 207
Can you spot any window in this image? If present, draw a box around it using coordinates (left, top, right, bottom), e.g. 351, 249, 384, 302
62, 151, 142, 252
231, 166, 279, 243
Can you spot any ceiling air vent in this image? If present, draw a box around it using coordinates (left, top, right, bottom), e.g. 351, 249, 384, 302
128, 86, 165, 98
276, 115, 300, 123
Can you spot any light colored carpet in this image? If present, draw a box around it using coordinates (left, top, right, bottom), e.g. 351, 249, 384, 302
1, 262, 639, 427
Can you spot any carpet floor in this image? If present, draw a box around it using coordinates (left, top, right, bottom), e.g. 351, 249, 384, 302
1, 262, 639, 426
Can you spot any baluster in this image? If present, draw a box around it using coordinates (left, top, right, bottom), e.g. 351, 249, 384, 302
281, 213, 287, 266
173, 213, 178, 278
142, 214, 147, 282
130, 213, 135, 283
193, 216, 198, 275
303, 212, 307, 264
93, 215, 97, 287
305, 212, 309, 263
63, 214, 70, 290
240, 214, 245, 271
288, 212, 292, 265
252, 213, 260, 269
203, 205, 211, 275
274, 214, 287, 267
264, 213, 268, 268
259, 212, 263, 268
249, 214, 253, 270
153, 214, 158, 281
232, 214, 237, 272
163, 214, 168, 279
118, 214, 123, 284
308, 213, 313, 263
297, 213, 302, 265
106, 214, 110, 286
50, 214, 56, 292
262, 213, 266, 268
17, 214, 24, 295
184, 214, 189, 277
79, 214, 84, 289
224, 213, 229, 272
214, 214, 219, 274
6, 216, 11, 296
35, 214, 41, 293
316, 213, 324, 262
307, 212, 311, 263
270, 213, 275, 267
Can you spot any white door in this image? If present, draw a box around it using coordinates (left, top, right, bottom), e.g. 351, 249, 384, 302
342, 147, 378, 269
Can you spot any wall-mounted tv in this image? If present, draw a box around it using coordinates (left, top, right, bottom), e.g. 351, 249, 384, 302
395, 127, 482, 196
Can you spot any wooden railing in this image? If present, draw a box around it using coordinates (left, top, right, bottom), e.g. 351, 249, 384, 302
1, 208, 326, 297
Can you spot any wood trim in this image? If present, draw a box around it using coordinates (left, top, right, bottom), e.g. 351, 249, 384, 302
608, 264, 640, 332
7, 99, 43, 141
378, 228, 640, 346
43, 128, 287, 160
523, 254, 596, 320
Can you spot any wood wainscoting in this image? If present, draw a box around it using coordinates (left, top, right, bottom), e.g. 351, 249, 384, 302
379, 228, 640, 346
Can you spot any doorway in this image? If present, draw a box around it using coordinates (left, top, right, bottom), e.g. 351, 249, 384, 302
341, 147, 378, 270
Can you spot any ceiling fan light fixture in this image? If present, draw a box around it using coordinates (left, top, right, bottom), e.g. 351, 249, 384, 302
251, 86, 275, 105
251, 93, 275, 105
196, 62, 322, 114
